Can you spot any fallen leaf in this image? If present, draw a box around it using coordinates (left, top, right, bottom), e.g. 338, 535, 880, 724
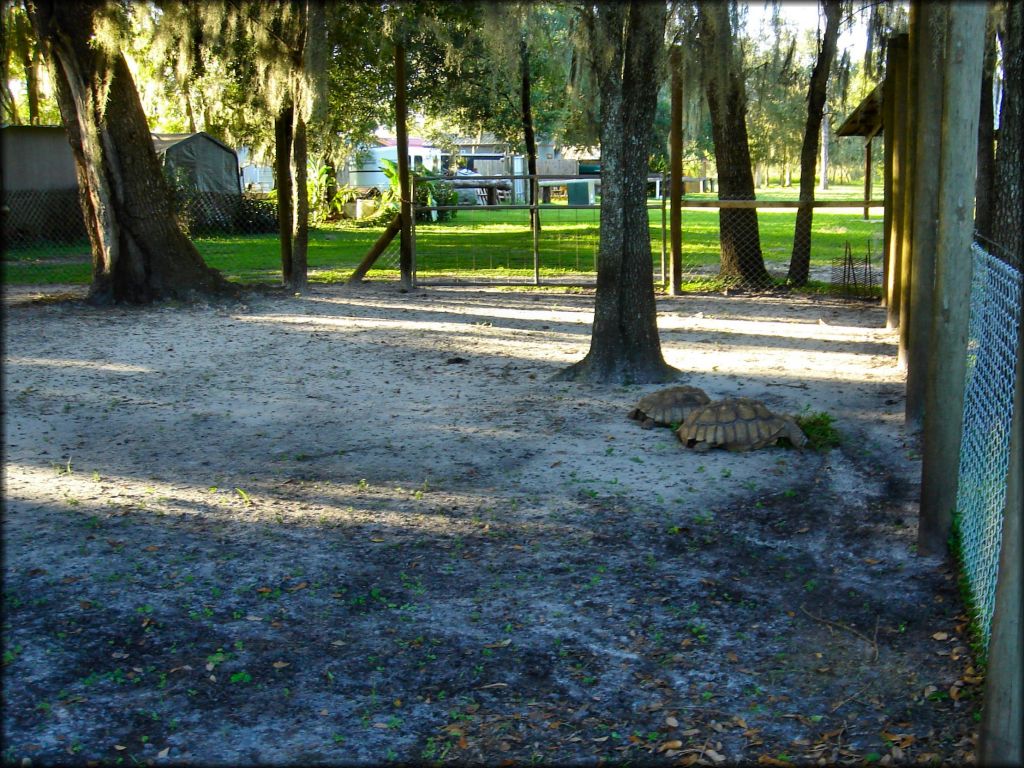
256, 587, 272, 594
931, 632, 949, 641
676, 755, 700, 767
272, 661, 289, 669
665, 716, 679, 728
286, 581, 308, 592
484, 639, 512, 649
143, 545, 160, 552
157, 747, 169, 758
757, 756, 792, 766
370, 537, 385, 543
114, 745, 126, 751
864, 557, 881, 565
659, 740, 683, 752
705, 749, 727, 763
245, 615, 263, 622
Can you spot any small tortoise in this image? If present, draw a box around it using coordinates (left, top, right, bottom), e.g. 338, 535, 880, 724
676, 397, 807, 452
628, 386, 711, 429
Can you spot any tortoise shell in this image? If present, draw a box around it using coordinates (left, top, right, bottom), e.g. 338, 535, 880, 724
676, 397, 807, 451
628, 386, 711, 429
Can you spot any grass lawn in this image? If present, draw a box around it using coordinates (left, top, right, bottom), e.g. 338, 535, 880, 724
2, 186, 882, 289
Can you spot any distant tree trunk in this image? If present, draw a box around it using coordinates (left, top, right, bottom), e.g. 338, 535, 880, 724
700, 2, 770, 287
554, 1, 678, 384
974, 10, 998, 241
992, 0, 1022, 262
789, 0, 842, 286
28, 0, 230, 305
290, 110, 309, 291
275, 103, 294, 284
519, 34, 539, 232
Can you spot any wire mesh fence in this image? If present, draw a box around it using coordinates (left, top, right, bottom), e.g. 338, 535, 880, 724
955, 238, 1022, 646
411, 189, 884, 292
2, 190, 279, 287
3, 178, 883, 294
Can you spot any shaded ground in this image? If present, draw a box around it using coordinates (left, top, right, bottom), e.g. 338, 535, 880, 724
2, 284, 979, 765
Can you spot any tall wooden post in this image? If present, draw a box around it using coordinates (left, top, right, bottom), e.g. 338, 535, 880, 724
979, 314, 1023, 765
669, 44, 683, 296
395, 40, 413, 290
882, 49, 893, 309
906, 2, 947, 428
918, 3, 987, 555
898, 19, 920, 369
863, 134, 873, 220
884, 35, 908, 330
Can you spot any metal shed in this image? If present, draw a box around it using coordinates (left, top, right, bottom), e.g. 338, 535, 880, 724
151, 132, 241, 194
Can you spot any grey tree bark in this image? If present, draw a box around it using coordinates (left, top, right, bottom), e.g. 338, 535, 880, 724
788, 0, 842, 286
700, 2, 770, 287
28, 0, 231, 305
554, 1, 678, 384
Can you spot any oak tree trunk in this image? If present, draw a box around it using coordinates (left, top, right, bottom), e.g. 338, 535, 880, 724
789, 0, 841, 286
700, 3, 770, 287
28, 0, 230, 305
519, 35, 539, 232
290, 110, 309, 292
554, 1, 678, 384
275, 104, 294, 284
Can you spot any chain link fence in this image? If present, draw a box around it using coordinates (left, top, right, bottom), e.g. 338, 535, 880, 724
955, 238, 1022, 645
3, 179, 883, 294
2, 189, 278, 287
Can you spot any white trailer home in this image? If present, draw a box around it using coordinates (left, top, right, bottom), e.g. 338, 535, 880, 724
341, 136, 445, 192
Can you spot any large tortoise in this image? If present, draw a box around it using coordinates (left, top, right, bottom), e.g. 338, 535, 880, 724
676, 397, 807, 452
628, 386, 711, 429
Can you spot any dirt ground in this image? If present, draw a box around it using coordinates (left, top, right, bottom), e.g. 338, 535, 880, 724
2, 283, 981, 766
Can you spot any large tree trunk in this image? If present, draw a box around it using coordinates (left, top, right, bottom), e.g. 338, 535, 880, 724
554, 1, 678, 384
788, 0, 842, 286
28, 0, 230, 305
700, 2, 770, 287
519, 34, 539, 232
992, 0, 1023, 263
290, 109, 309, 292
275, 104, 294, 284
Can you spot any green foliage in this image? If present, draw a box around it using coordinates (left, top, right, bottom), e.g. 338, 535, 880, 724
793, 411, 841, 451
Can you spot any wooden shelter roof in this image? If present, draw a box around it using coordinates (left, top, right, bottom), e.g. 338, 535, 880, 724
836, 85, 883, 138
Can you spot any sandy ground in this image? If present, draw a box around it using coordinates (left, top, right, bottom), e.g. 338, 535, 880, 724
2, 283, 980, 765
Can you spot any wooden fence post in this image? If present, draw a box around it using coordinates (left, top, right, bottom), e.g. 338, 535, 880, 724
906, 3, 947, 429
898, 20, 919, 368
918, 3, 987, 555
885, 35, 908, 330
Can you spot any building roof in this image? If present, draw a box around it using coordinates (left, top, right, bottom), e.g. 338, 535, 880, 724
151, 131, 238, 157
836, 86, 883, 138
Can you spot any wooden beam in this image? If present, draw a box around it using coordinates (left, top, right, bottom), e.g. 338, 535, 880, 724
919, 2, 987, 555
885, 35, 909, 330
898, 20, 919, 368
346, 214, 402, 284
905, 2, 946, 428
